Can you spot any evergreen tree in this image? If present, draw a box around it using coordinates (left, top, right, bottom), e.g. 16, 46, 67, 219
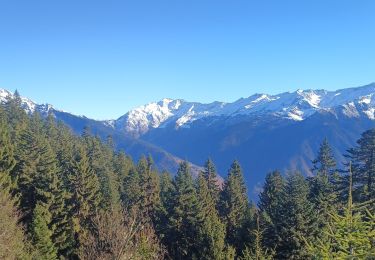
168, 161, 200, 259
138, 156, 161, 222
67, 146, 102, 251
305, 164, 375, 259
275, 172, 318, 259
31, 202, 58, 260
0, 108, 16, 194
239, 212, 274, 260
258, 170, 284, 251
309, 139, 340, 244
347, 128, 375, 205
196, 173, 227, 260
84, 135, 119, 210
219, 160, 249, 251
157, 171, 175, 244
312, 138, 337, 176
122, 168, 142, 210
202, 158, 221, 205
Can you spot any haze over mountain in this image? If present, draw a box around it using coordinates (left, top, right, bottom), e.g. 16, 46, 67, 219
2, 83, 375, 195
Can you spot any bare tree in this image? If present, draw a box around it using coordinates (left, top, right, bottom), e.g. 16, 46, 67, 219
79, 207, 165, 260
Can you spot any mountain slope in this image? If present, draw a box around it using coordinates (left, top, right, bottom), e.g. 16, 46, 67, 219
0, 90, 203, 176
114, 83, 375, 137
112, 83, 375, 195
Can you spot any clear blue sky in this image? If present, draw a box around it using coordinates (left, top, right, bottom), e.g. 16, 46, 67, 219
1, 0, 374, 120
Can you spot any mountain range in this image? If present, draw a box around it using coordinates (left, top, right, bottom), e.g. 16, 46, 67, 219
2, 83, 375, 196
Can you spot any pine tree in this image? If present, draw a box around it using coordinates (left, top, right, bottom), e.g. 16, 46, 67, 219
202, 158, 221, 205
196, 173, 226, 260
138, 156, 160, 222
31, 202, 58, 260
275, 172, 318, 259
347, 128, 375, 206
157, 171, 175, 244
258, 170, 284, 251
312, 138, 337, 176
309, 139, 339, 242
122, 168, 142, 210
305, 163, 375, 259
239, 212, 274, 260
85, 135, 119, 210
67, 145, 102, 251
0, 108, 16, 194
168, 161, 201, 259
219, 160, 249, 251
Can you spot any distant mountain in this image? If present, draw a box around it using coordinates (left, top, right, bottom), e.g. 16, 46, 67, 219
3, 83, 375, 197
112, 83, 375, 195
0, 89, 204, 178
114, 83, 375, 137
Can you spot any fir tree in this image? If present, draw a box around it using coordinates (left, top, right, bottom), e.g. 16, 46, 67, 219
219, 160, 249, 251
305, 163, 375, 259
258, 170, 284, 251
138, 156, 161, 222
347, 128, 375, 205
168, 161, 200, 259
196, 173, 227, 260
309, 139, 339, 243
31, 202, 58, 260
67, 146, 102, 251
202, 158, 221, 205
275, 172, 318, 259
0, 108, 16, 194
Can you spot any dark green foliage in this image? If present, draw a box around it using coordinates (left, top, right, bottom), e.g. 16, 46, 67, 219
196, 173, 226, 259
347, 129, 375, 206
138, 156, 161, 221
275, 172, 318, 259
258, 170, 284, 251
168, 161, 201, 259
305, 166, 375, 259
1, 93, 375, 259
31, 203, 58, 260
309, 139, 340, 244
67, 146, 102, 250
202, 158, 221, 204
219, 160, 249, 250
0, 108, 16, 194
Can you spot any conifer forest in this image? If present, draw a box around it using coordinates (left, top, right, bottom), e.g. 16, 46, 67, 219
1, 92, 374, 259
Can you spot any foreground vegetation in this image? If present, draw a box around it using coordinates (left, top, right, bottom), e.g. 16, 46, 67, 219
0, 91, 374, 259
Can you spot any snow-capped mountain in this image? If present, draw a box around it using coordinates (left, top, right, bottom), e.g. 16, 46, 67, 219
3, 83, 375, 197
0, 89, 54, 115
0, 88, 205, 178
115, 83, 375, 137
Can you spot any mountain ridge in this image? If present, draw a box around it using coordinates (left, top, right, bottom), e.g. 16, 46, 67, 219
113, 83, 375, 137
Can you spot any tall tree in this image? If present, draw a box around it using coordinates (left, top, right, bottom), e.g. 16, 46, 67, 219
275, 172, 318, 259
305, 164, 375, 258
138, 156, 160, 222
347, 129, 375, 204
258, 170, 284, 251
196, 173, 227, 260
67, 146, 102, 252
31, 202, 58, 260
0, 108, 16, 194
168, 161, 200, 259
309, 139, 339, 240
202, 158, 221, 205
219, 160, 249, 251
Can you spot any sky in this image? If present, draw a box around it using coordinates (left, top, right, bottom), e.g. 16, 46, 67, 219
0, 0, 375, 120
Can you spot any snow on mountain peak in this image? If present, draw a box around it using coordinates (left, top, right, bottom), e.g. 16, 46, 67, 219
117, 83, 375, 137
0, 88, 54, 115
